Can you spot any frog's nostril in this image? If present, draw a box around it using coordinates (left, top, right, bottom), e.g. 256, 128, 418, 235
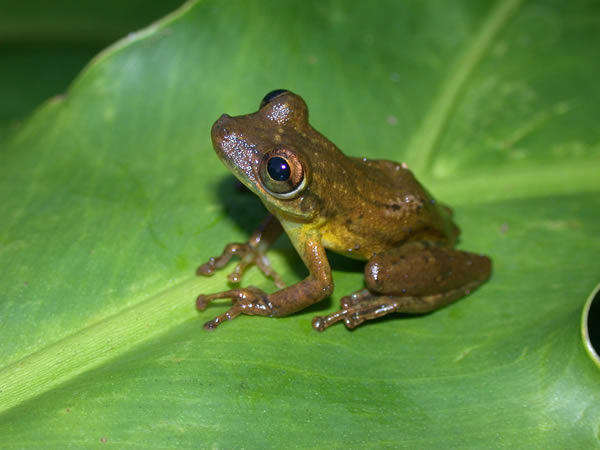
212, 114, 231, 135
215, 113, 231, 127
211, 114, 231, 140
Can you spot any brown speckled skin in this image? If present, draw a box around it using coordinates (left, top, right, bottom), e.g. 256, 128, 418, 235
196, 91, 491, 331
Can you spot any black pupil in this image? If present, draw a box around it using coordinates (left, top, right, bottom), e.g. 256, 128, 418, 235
267, 157, 291, 181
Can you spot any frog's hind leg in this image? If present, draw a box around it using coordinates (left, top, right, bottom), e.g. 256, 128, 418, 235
312, 243, 491, 331
312, 282, 483, 331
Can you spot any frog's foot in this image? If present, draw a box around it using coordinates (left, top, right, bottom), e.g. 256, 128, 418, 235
311, 290, 373, 331
311, 289, 376, 331
196, 243, 285, 288
312, 293, 427, 331
312, 282, 482, 331
196, 286, 274, 330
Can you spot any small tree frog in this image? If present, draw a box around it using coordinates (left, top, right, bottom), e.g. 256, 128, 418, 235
196, 90, 491, 331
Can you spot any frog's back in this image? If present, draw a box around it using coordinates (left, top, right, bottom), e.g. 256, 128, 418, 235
316, 156, 460, 259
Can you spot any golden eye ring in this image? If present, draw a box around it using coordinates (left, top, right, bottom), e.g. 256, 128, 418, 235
259, 148, 306, 199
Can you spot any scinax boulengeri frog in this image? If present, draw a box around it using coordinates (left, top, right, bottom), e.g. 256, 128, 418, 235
196, 90, 491, 331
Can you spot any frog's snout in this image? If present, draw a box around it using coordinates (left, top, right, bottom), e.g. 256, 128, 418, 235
211, 114, 232, 142
213, 113, 231, 130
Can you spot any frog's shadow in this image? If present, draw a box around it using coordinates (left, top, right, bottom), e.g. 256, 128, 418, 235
216, 175, 309, 281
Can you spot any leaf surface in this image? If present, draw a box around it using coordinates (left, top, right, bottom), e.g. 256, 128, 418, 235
1, 0, 599, 447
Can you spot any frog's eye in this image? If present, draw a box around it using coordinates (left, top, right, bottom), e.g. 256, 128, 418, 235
259, 148, 306, 199
260, 89, 289, 108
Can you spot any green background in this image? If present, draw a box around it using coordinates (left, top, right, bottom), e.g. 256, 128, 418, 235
1, 0, 599, 447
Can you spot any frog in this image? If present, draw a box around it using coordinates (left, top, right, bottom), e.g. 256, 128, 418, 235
196, 89, 492, 331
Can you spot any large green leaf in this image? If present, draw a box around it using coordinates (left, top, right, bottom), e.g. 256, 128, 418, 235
1, 0, 599, 446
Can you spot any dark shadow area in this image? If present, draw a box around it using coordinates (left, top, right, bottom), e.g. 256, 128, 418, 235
587, 287, 600, 359
215, 175, 307, 282
326, 251, 365, 274
216, 175, 264, 234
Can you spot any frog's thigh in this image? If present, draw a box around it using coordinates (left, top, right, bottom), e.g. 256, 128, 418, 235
327, 246, 490, 329
313, 245, 491, 331
364, 243, 491, 299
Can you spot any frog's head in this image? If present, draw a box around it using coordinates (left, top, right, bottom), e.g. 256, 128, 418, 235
211, 90, 324, 222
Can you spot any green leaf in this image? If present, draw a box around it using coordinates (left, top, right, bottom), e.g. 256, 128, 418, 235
1, 0, 599, 447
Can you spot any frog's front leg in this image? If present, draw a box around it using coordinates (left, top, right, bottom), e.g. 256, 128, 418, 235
197, 213, 285, 288
312, 242, 491, 331
197, 237, 333, 330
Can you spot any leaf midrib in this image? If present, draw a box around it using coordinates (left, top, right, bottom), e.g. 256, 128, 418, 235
0, 277, 209, 414
429, 161, 600, 206
406, 0, 525, 175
